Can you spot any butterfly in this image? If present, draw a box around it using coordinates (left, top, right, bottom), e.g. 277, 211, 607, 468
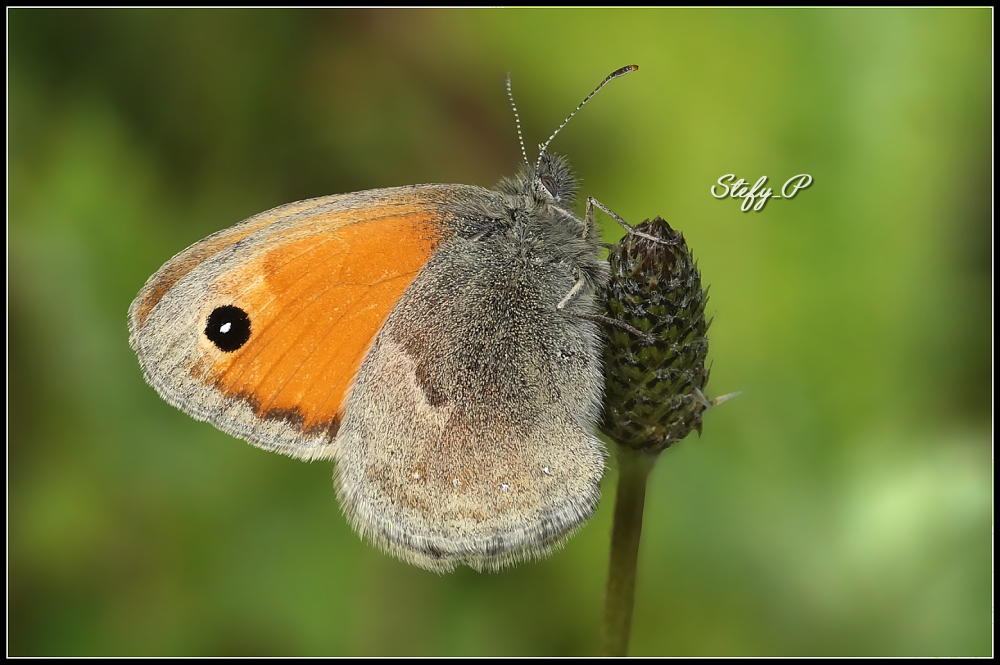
129, 65, 639, 572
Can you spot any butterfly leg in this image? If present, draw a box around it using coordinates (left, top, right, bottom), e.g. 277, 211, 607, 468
556, 272, 587, 310
558, 268, 655, 345
587, 196, 679, 246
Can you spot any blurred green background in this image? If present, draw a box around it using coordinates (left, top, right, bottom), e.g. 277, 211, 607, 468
8, 8, 991, 656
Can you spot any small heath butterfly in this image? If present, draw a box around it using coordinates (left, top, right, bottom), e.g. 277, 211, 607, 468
129, 65, 639, 572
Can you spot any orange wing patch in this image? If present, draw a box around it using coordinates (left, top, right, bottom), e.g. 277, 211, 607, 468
131, 199, 323, 328
203, 207, 443, 436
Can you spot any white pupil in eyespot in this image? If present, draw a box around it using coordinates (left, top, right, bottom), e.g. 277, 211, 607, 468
220, 322, 232, 334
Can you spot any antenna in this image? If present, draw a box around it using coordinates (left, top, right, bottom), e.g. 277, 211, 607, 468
534, 64, 638, 173
506, 73, 530, 168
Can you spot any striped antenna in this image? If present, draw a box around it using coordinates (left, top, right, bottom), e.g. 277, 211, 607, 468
506, 73, 530, 168
535, 64, 638, 173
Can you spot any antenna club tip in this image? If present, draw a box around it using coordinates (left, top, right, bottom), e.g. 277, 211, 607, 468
613, 64, 639, 78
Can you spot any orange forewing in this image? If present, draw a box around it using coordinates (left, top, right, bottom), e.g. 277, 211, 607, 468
132, 198, 326, 329
203, 210, 441, 434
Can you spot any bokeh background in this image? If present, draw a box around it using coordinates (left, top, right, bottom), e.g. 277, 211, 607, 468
8, 8, 991, 656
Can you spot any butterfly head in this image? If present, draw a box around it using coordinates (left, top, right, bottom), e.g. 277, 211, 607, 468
501, 65, 637, 212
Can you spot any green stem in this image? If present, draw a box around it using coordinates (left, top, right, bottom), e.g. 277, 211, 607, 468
600, 447, 656, 656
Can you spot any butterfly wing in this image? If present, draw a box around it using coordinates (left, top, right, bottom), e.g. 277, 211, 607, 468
130, 183, 607, 572
128, 185, 467, 460
333, 209, 607, 572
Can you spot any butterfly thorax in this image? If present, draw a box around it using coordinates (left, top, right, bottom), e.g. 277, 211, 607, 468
491, 152, 608, 297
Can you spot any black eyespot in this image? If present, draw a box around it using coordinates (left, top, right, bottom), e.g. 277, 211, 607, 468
205, 305, 251, 352
541, 175, 558, 197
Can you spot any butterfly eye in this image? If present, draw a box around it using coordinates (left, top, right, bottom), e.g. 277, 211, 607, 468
540, 175, 558, 197
205, 305, 252, 352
